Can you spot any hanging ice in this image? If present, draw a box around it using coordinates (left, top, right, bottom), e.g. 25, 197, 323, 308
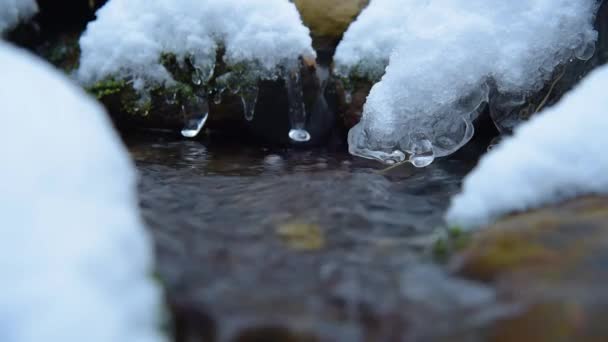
240, 83, 259, 121
181, 112, 209, 138
0, 42, 166, 342
0, 0, 38, 33
340, 0, 599, 166
181, 95, 209, 138
286, 63, 311, 142
447, 64, 608, 229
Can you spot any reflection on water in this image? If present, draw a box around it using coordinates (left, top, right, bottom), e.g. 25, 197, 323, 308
127, 135, 504, 341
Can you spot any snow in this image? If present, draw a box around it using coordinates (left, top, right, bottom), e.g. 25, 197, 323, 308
0, 0, 37, 33
0, 42, 166, 342
446, 64, 608, 229
343, 0, 599, 166
333, 0, 405, 81
77, 0, 315, 88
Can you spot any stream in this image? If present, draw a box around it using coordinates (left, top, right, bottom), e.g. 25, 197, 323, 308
127, 134, 507, 341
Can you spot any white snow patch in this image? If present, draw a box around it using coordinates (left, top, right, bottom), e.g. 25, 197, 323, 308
343, 0, 599, 166
0, 42, 166, 342
446, 64, 608, 229
77, 0, 315, 88
333, 0, 405, 80
0, 0, 38, 33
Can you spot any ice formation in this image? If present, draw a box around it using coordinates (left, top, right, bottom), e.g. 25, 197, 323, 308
446, 64, 608, 229
0, 42, 166, 342
343, 0, 599, 166
78, 0, 315, 140
0, 0, 38, 33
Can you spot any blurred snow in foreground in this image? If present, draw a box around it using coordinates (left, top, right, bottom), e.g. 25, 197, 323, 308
0, 0, 37, 33
0, 42, 166, 342
447, 65, 608, 228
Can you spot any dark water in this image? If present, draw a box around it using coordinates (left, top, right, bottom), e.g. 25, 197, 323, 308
127, 135, 503, 341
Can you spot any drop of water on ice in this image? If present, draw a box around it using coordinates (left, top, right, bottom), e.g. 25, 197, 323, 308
192, 67, 204, 86
181, 112, 208, 138
575, 41, 595, 61
408, 133, 435, 168
288, 129, 311, 142
286, 61, 310, 142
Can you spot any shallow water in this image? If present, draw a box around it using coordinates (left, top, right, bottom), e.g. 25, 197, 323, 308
127, 135, 501, 341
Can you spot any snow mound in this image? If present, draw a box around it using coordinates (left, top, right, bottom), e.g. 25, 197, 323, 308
344, 0, 599, 167
446, 64, 608, 229
0, 0, 38, 33
77, 0, 315, 88
0, 42, 166, 342
333, 0, 405, 81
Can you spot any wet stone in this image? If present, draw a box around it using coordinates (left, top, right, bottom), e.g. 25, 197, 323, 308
451, 196, 608, 342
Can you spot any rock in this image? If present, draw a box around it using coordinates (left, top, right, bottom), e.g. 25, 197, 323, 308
451, 196, 608, 341
98, 55, 335, 146
294, 0, 368, 56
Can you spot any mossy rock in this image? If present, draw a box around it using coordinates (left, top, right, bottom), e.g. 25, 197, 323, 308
91, 53, 333, 145
451, 196, 608, 342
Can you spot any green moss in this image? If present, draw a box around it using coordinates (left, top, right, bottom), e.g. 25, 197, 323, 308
433, 226, 472, 261
433, 238, 449, 260
88, 78, 126, 100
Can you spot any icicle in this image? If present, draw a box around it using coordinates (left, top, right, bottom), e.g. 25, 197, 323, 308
181, 95, 209, 138
181, 113, 208, 138
285, 62, 311, 142
240, 83, 259, 121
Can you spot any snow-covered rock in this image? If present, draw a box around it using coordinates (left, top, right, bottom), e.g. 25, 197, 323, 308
446, 64, 608, 229
0, 0, 38, 34
334, 0, 404, 81
0, 42, 166, 342
77, 0, 315, 89
343, 0, 599, 166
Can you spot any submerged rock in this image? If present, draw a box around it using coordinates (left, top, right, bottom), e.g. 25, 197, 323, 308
451, 196, 608, 341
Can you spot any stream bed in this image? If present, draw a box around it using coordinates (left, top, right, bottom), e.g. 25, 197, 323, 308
127, 134, 507, 341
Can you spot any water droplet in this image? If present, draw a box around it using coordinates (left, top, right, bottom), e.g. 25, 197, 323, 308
192, 67, 203, 86
286, 62, 310, 142
213, 92, 223, 105
408, 133, 435, 168
575, 41, 595, 61
288, 129, 311, 142
181, 112, 208, 138
345, 91, 353, 104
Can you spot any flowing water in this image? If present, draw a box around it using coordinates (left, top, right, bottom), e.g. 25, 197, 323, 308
127, 134, 505, 341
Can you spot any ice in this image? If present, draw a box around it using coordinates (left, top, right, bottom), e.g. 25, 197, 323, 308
77, 0, 315, 89
285, 62, 311, 142
181, 95, 210, 138
340, 0, 599, 166
240, 83, 259, 121
181, 112, 209, 138
0, 0, 37, 33
446, 64, 608, 229
0, 42, 165, 342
